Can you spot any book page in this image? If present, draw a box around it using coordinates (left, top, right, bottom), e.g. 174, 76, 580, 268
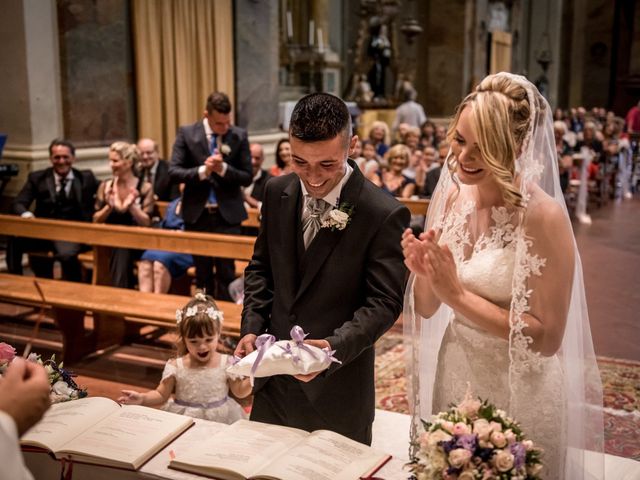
141, 418, 229, 479
257, 429, 390, 480
21, 397, 119, 453
171, 419, 307, 479
58, 404, 193, 469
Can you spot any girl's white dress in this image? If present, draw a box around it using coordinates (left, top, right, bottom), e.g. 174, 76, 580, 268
161, 355, 247, 424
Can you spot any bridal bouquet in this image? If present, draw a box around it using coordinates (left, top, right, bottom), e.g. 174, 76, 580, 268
409, 389, 543, 480
0, 342, 87, 403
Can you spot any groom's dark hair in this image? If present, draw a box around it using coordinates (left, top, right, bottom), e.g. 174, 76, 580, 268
289, 93, 352, 147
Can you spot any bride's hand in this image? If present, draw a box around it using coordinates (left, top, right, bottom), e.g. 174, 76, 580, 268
422, 238, 465, 306
402, 228, 435, 278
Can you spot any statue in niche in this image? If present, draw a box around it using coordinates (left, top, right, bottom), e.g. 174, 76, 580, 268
367, 19, 392, 100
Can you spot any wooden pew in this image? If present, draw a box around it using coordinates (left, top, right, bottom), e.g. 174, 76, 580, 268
0, 214, 255, 285
155, 201, 261, 229
401, 198, 430, 216
0, 273, 241, 363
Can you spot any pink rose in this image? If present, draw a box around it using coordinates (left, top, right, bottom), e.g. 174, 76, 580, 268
0, 342, 16, 364
441, 420, 455, 433
493, 450, 515, 472
452, 421, 470, 436
448, 448, 472, 468
490, 431, 507, 448
489, 421, 502, 432
522, 440, 534, 451
458, 397, 481, 418
458, 470, 475, 480
504, 429, 516, 445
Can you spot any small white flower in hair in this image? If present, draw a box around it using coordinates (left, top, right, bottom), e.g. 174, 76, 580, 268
185, 306, 199, 318
205, 307, 224, 324
194, 292, 207, 301
175, 309, 183, 325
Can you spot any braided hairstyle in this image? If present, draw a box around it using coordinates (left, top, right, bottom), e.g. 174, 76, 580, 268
446, 73, 544, 208
110, 141, 142, 176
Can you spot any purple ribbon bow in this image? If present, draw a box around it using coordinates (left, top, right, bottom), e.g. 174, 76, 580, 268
290, 325, 319, 361
322, 347, 342, 365
250, 333, 275, 386
278, 343, 301, 364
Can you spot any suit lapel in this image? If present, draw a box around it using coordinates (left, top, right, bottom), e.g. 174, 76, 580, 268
71, 169, 82, 201
279, 178, 303, 307
294, 162, 365, 303
45, 170, 56, 203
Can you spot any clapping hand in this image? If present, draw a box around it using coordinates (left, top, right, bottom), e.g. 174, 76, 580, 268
402, 228, 465, 307
204, 150, 224, 176
121, 187, 140, 211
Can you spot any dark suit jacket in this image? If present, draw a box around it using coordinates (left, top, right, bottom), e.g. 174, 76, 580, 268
169, 121, 252, 225
242, 161, 410, 433
249, 169, 271, 203
418, 165, 442, 199
153, 159, 180, 201
12, 167, 98, 221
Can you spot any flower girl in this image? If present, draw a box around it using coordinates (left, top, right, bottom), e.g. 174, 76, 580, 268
118, 293, 250, 423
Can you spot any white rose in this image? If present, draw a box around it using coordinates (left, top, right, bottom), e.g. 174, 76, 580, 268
330, 209, 349, 223
448, 448, 472, 468
473, 418, 491, 439
427, 429, 452, 447
220, 144, 231, 155
493, 450, 515, 472
52, 380, 74, 397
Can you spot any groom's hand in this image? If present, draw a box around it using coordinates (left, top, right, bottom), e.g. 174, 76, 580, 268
294, 339, 330, 383
234, 334, 257, 358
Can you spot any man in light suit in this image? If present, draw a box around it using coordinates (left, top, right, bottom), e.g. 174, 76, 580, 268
236, 93, 410, 444
8, 138, 98, 281
169, 92, 252, 300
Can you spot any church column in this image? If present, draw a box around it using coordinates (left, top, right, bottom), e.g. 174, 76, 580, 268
0, 0, 64, 196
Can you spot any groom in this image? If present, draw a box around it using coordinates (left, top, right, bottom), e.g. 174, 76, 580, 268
236, 93, 409, 444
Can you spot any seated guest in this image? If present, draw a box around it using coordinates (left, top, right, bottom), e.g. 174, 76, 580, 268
380, 144, 415, 198
8, 138, 98, 282
415, 146, 442, 199
419, 119, 437, 148
368, 120, 390, 156
138, 192, 193, 294
269, 139, 292, 177
137, 137, 180, 202
244, 143, 271, 209
401, 126, 421, 153
93, 141, 154, 289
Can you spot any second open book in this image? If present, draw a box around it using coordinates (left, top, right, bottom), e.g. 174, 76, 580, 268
169, 419, 391, 480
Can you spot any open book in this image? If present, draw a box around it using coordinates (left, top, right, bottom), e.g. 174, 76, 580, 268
20, 396, 193, 470
169, 419, 391, 480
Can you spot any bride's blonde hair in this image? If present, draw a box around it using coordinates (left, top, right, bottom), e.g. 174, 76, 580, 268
446, 73, 543, 207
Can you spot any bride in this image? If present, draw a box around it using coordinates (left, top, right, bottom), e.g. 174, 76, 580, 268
402, 73, 604, 479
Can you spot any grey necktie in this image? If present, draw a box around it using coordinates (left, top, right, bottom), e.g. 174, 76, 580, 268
302, 197, 328, 248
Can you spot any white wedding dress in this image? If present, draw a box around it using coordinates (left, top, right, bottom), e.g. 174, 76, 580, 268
430, 203, 567, 478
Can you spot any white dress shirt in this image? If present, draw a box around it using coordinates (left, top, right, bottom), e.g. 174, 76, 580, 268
0, 410, 34, 480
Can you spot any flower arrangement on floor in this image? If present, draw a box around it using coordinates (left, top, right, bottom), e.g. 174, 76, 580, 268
409, 389, 543, 480
0, 342, 87, 403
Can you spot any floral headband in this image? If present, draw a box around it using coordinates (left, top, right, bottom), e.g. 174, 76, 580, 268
175, 296, 224, 326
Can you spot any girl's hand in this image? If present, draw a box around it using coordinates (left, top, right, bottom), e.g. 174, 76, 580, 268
118, 390, 143, 405
421, 237, 465, 307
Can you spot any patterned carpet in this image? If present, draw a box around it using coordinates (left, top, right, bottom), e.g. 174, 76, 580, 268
374, 333, 640, 461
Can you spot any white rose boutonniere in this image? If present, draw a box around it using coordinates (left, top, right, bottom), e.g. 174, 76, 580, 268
220, 144, 231, 155
321, 202, 354, 231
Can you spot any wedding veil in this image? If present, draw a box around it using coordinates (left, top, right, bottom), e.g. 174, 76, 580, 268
404, 72, 604, 478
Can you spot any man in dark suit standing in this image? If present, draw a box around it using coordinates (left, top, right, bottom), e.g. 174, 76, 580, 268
244, 142, 271, 209
8, 138, 98, 281
169, 92, 252, 300
236, 93, 409, 444
137, 138, 180, 202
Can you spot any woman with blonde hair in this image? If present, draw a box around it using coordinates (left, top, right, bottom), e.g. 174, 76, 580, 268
402, 73, 603, 479
367, 120, 390, 157
380, 144, 415, 198
94, 141, 154, 288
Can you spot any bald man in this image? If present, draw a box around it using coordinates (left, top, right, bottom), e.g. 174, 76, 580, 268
137, 138, 180, 201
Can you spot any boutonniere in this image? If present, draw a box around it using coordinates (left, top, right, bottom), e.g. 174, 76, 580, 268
321, 202, 354, 231
220, 144, 231, 155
